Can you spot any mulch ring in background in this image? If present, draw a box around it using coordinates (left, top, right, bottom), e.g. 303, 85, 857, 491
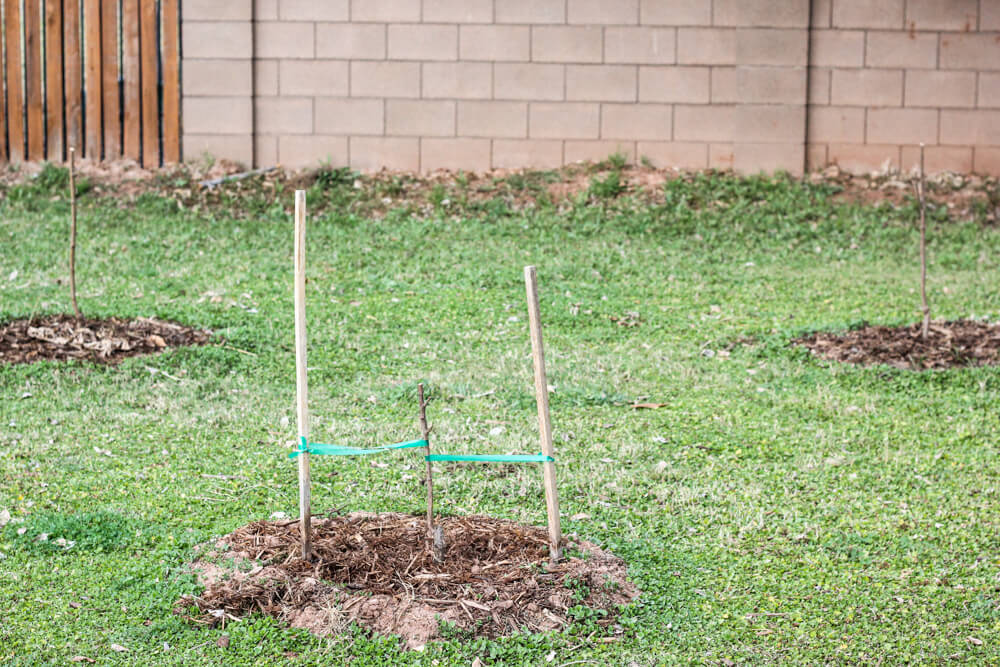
175, 513, 637, 649
0, 314, 210, 364
796, 320, 1000, 370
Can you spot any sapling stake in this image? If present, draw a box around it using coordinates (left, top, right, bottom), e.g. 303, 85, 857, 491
69, 148, 81, 320
293, 190, 313, 560
915, 143, 930, 341
418, 383, 445, 561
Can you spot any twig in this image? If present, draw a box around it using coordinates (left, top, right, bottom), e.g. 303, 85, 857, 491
69, 148, 81, 319
418, 384, 435, 537
219, 344, 258, 357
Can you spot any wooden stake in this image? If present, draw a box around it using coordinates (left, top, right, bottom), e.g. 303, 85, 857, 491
294, 190, 312, 560
418, 383, 434, 533
524, 265, 562, 563
917, 143, 930, 341
69, 148, 81, 320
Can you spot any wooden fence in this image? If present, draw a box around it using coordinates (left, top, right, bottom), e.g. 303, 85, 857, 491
0, 0, 179, 167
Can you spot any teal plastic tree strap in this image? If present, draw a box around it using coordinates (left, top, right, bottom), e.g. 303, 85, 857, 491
425, 453, 554, 463
289, 436, 427, 459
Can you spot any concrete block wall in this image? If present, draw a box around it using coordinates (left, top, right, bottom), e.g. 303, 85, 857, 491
180, 0, 1000, 175
807, 0, 1000, 174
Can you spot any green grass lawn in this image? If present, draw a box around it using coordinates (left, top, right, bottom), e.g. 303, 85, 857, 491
1, 167, 999, 665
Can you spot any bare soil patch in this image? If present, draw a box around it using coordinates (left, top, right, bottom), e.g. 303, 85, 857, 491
0, 314, 209, 365
175, 513, 637, 648
797, 320, 1000, 370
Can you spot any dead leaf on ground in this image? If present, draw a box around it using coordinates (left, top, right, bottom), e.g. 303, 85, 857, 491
216, 634, 230, 648
70, 657, 95, 664
632, 402, 667, 409
110, 643, 128, 652
570, 513, 591, 521
968, 637, 984, 646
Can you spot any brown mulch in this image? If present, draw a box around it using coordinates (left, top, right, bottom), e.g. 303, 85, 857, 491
0, 314, 210, 365
796, 319, 1000, 369
175, 513, 637, 648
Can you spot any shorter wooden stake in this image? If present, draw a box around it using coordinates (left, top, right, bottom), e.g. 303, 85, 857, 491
419, 383, 445, 561
524, 265, 562, 563
294, 190, 312, 560
69, 148, 81, 320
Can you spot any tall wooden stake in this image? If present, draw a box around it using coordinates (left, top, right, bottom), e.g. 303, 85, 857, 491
418, 383, 434, 533
524, 265, 562, 563
294, 190, 312, 560
917, 143, 930, 341
69, 148, 81, 320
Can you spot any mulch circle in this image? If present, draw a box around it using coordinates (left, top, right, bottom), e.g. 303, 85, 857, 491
796, 319, 1000, 370
0, 314, 209, 365
175, 513, 637, 648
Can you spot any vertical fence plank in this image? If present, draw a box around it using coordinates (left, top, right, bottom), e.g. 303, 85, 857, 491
139, 0, 157, 167
45, 0, 65, 161
121, 0, 139, 160
64, 0, 83, 155
100, 0, 118, 157
83, 0, 101, 158
161, 0, 179, 163
4, 0, 25, 162
0, 1, 7, 163
25, 0, 45, 160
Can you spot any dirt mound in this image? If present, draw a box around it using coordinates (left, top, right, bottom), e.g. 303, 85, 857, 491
797, 320, 1000, 369
0, 314, 209, 365
176, 513, 637, 648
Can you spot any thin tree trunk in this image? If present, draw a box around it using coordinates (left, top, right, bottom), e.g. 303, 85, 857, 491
69, 148, 81, 320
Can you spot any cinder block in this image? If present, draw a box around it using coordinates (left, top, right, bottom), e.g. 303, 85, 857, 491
601, 104, 672, 140
736, 105, 805, 143
808, 30, 864, 67
182, 134, 253, 165
350, 61, 421, 98
532, 27, 603, 64
494, 64, 565, 101
808, 67, 830, 104
640, 0, 709, 26
638, 66, 710, 103
182, 22, 252, 59
529, 103, 600, 139
420, 138, 491, 172
350, 137, 420, 171
806, 143, 828, 170
566, 65, 637, 102
733, 142, 804, 176
866, 108, 938, 144
905, 70, 976, 108
940, 110, 1000, 145
388, 24, 458, 61
495, 0, 565, 24
350, 0, 420, 22
278, 0, 348, 21
568, 0, 638, 25
422, 63, 492, 99
183, 97, 253, 134
866, 32, 937, 69
984, 3, 1000, 30
278, 60, 349, 96
314, 98, 384, 135
710, 66, 806, 104
256, 134, 278, 166
807, 106, 865, 143
674, 105, 737, 141
830, 69, 902, 106
635, 141, 708, 169
827, 143, 901, 172
184, 0, 252, 21
901, 145, 973, 174
678, 28, 807, 66
811, 0, 832, 27
491, 139, 564, 168
940, 34, 1000, 71
316, 24, 386, 59
278, 135, 348, 168
906, 0, 978, 31
460, 26, 530, 62
564, 140, 635, 164
708, 143, 734, 169
423, 0, 493, 23
385, 100, 456, 137
255, 59, 278, 96
979, 73, 1000, 109
255, 97, 314, 134
713, 0, 809, 28
457, 101, 528, 138
183, 59, 252, 96
255, 22, 314, 59
832, 0, 903, 29
255, 0, 278, 20
973, 148, 1000, 175
604, 27, 676, 65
